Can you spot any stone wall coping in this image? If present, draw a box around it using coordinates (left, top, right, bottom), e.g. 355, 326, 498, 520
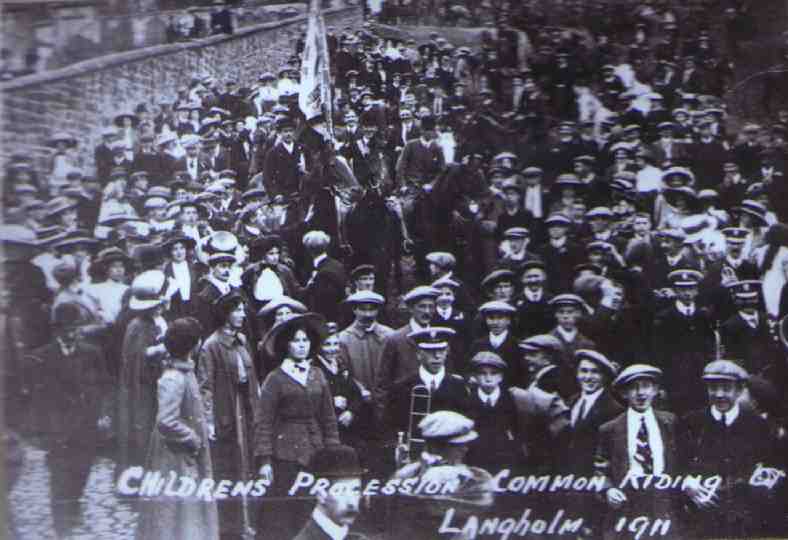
1, 6, 355, 92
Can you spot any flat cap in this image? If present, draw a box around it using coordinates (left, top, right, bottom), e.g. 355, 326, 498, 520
503, 227, 530, 238
470, 351, 507, 371
545, 213, 572, 226
481, 269, 516, 289
613, 363, 662, 387
549, 293, 591, 312
575, 349, 619, 379
403, 285, 440, 304
432, 276, 461, 290
350, 264, 376, 281
418, 411, 477, 444
585, 206, 614, 219
303, 230, 331, 248
426, 251, 457, 269
702, 359, 748, 382
478, 300, 517, 315
518, 334, 563, 352
344, 290, 385, 305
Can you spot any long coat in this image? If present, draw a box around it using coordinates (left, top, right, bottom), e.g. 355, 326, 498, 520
197, 329, 261, 536
117, 314, 166, 474
253, 364, 340, 467
337, 320, 394, 394
135, 360, 219, 540
304, 255, 347, 324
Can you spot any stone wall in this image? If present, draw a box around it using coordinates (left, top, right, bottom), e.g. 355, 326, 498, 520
0, 6, 360, 179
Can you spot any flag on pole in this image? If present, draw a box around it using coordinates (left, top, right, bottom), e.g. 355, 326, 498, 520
299, 0, 333, 141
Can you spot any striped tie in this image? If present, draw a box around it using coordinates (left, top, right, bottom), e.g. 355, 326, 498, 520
634, 417, 654, 474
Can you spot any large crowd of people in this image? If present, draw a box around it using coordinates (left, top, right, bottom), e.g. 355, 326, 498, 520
3, 1, 788, 539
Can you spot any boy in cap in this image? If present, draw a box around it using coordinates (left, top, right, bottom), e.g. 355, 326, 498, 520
514, 260, 556, 337
535, 213, 585, 293
548, 294, 596, 385
596, 365, 680, 535
679, 360, 781, 539
652, 269, 715, 415
465, 351, 521, 473
469, 301, 521, 384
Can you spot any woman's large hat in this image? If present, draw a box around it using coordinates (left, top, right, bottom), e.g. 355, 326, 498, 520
48, 131, 78, 148
261, 312, 327, 358
129, 270, 168, 311
257, 295, 307, 318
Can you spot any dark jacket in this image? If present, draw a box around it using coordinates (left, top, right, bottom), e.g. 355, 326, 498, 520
304, 255, 347, 324
263, 142, 305, 197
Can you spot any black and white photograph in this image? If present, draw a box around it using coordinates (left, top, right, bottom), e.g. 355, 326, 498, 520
2, 0, 788, 538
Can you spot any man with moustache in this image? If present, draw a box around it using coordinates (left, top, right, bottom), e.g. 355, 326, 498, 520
679, 360, 781, 539
384, 327, 470, 458
294, 445, 365, 540
373, 287, 443, 415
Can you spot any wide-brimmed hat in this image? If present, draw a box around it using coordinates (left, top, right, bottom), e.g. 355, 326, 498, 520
257, 295, 308, 318
262, 312, 327, 357
114, 110, 140, 128
161, 232, 197, 252
48, 132, 78, 148
45, 197, 78, 219
128, 270, 168, 311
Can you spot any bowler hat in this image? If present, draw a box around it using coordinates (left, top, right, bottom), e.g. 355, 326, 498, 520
308, 444, 365, 478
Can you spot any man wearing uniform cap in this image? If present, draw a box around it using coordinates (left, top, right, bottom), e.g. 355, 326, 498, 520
384, 327, 470, 459
469, 301, 521, 384
595, 364, 679, 537
653, 268, 714, 414
698, 226, 758, 322
719, 280, 778, 375
679, 359, 781, 538
387, 410, 494, 540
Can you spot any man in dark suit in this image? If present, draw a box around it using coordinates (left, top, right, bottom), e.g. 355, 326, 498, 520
653, 269, 715, 415
595, 364, 680, 540
536, 213, 584, 293
263, 117, 305, 197
294, 445, 365, 540
384, 326, 470, 451
698, 227, 759, 321
395, 114, 444, 189
562, 350, 623, 475
720, 280, 780, 375
468, 300, 522, 386
94, 127, 117, 183
679, 360, 781, 539
514, 260, 555, 338
302, 231, 347, 324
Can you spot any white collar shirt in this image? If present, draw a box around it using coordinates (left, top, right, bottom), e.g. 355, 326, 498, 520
489, 330, 508, 349
436, 305, 453, 320
524, 288, 543, 302
207, 275, 232, 296
739, 310, 759, 329
478, 385, 501, 407
312, 507, 349, 540
572, 387, 604, 426
556, 325, 578, 343
711, 403, 740, 426
281, 358, 310, 386
675, 300, 695, 317
171, 260, 191, 301
627, 407, 665, 476
419, 366, 445, 391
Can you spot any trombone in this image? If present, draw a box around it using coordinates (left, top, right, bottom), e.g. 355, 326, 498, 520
395, 384, 432, 467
